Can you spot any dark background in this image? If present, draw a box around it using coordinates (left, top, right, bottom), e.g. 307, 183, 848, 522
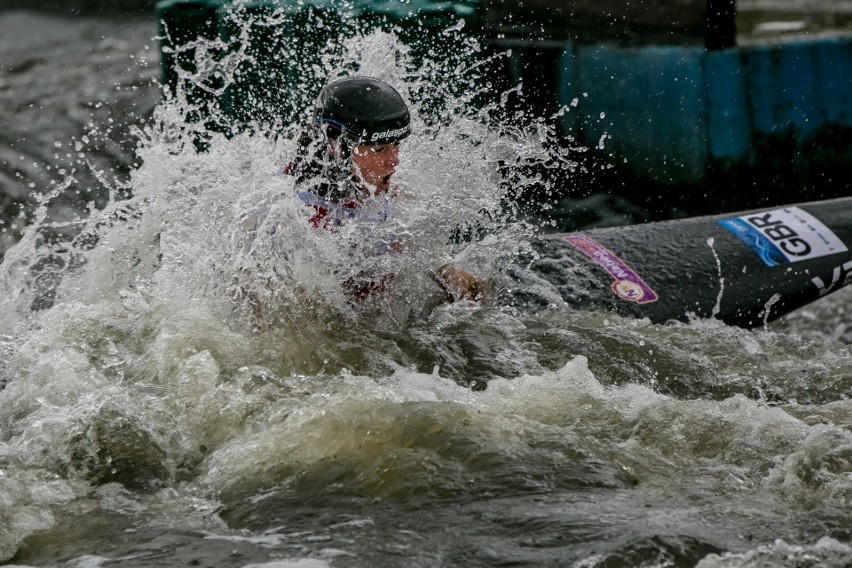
0, 0, 156, 13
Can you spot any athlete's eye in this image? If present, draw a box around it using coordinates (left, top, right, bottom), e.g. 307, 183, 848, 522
370, 142, 399, 154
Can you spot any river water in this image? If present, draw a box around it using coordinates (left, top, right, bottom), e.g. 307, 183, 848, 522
0, 6, 851, 568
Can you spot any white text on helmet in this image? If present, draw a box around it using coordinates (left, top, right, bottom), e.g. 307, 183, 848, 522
369, 124, 410, 142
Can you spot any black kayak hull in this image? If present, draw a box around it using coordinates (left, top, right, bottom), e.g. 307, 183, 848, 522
558, 197, 852, 328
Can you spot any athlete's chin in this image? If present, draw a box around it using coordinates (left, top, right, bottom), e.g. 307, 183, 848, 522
374, 177, 392, 192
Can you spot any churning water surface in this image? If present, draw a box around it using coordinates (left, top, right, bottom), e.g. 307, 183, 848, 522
0, 7, 850, 568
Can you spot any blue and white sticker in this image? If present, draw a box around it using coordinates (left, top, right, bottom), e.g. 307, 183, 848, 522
718, 206, 847, 267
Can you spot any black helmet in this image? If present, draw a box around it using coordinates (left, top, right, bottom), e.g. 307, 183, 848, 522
314, 76, 411, 145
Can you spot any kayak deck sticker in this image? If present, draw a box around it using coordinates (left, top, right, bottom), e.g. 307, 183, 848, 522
564, 234, 658, 304
718, 206, 847, 267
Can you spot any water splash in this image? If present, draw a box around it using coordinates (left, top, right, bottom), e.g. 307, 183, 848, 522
1, 11, 851, 567
707, 236, 725, 319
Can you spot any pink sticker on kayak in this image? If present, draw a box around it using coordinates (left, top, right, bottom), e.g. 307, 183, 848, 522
564, 234, 659, 304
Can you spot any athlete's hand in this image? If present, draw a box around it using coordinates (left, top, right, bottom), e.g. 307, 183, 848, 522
435, 264, 487, 302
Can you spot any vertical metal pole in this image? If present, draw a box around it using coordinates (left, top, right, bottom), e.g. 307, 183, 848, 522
706, 0, 736, 50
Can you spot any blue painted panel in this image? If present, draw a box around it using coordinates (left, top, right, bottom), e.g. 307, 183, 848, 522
574, 44, 707, 184
643, 46, 707, 182
705, 49, 751, 162
576, 44, 658, 177
742, 39, 845, 141
778, 41, 821, 139
742, 43, 777, 135
811, 38, 852, 126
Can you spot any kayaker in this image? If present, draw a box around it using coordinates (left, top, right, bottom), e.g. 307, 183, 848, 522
239, 76, 485, 317
282, 75, 485, 303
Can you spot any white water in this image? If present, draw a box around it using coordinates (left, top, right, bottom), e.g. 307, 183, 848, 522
0, 8, 850, 568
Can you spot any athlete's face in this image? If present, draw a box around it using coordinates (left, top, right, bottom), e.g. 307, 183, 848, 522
351, 142, 400, 195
